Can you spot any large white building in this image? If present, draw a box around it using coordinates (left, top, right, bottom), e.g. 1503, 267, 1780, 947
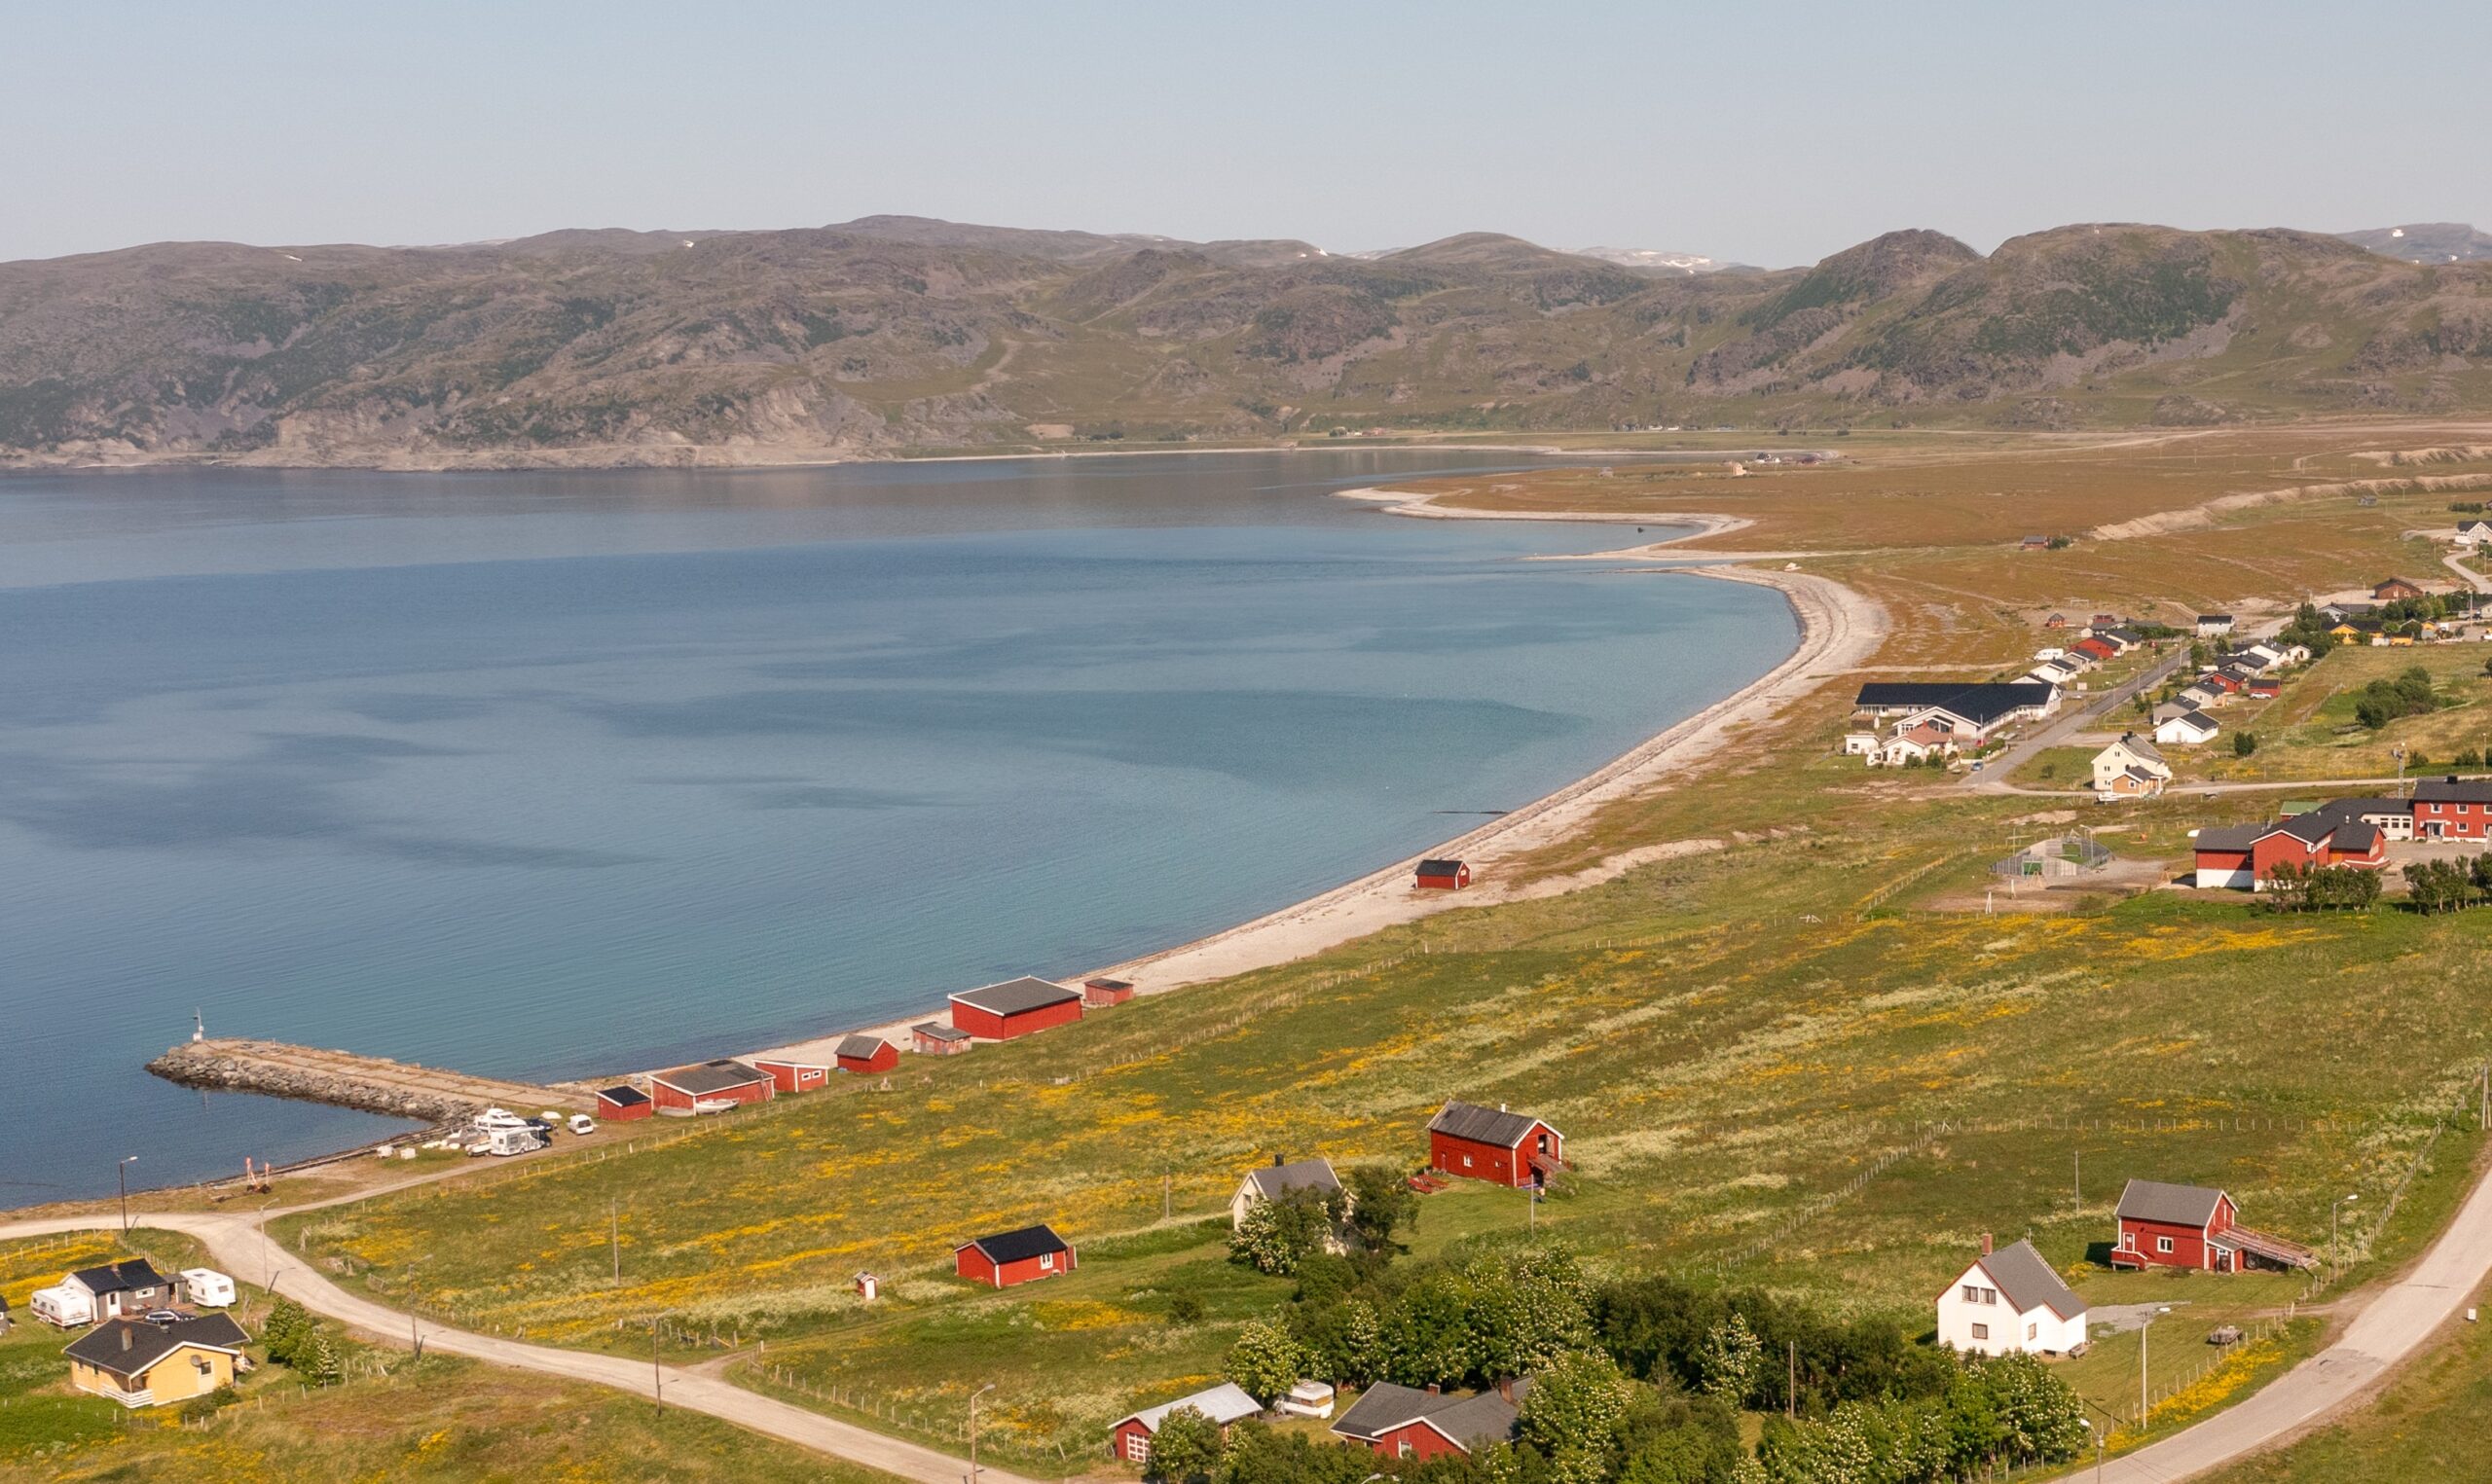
1934, 1237, 2088, 1357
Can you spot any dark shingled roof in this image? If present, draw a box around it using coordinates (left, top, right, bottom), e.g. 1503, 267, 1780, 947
69, 1260, 165, 1297
950, 976, 1080, 1016
914, 1021, 971, 1042
1852, 682, 2056, 728
835, 1035, 891, 1061
2415, 777, 2492, 805
1428, 1100, 1552, 1148
1241, 1159, 1342, 1201
2116, 1178, 2228, 1227
63, 1314, 249, 1380
597, 1084, 650, 1107
1971, 1239, 2085, 1318
2195, 823, 2266, 852
651, 1058, 770, 1097
1333, 1381, 1529, 1450
959, 1223, 1069, 1264
1416, 859, 1466, 876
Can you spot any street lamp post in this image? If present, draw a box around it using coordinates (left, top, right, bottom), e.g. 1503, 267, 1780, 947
968, 1382, 996, 1484
117, 1156, 137, 1232
2334, 1193, 2360, 1268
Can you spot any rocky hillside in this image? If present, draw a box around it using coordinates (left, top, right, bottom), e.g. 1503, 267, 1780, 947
4, 215, 2490, 468
2339, 223, 2492, 266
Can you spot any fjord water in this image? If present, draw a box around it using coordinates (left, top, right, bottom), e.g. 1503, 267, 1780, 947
0, 453, 1794, 1200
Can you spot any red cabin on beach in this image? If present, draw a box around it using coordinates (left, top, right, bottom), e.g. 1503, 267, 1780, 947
835, 1035, 898, 1074
752, 1058, 828, 1095
648, 1059, 774, 1113
1082, 978, 1136, 1008
954, 1223, 1075, 1287
913, 1022, 972, 1056
595, 1084, 652, 1122
948, 977, 1083, 1040
1427, 1101, 1564, 1188
1415, 858, 1471, 890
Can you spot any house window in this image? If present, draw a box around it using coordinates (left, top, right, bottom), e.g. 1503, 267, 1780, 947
1961, 1285, 1982, 1304
2157, 1237, 2175, 1253
1981, 1287, 1997, 1305
1399, 1441, 1414, 1460
2027, 1322, 2038, 1341
1462, 1155, 1473, 1168
1970, 1323, 1989, 1341
1039, 1253, 1055, 1270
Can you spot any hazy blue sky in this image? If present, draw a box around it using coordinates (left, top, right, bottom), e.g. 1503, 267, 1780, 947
7, 0, 2485, 268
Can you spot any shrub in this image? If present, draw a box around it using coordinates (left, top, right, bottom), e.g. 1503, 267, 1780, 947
2233, 732, 2257, 757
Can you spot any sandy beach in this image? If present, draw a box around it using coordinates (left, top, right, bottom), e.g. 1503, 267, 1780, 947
742, 502, 1886, 1071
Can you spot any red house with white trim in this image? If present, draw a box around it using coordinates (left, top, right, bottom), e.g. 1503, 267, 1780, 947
954, 1224, 1076, 1288
647, 1059, 774, 1113
834, 1035, 898, 1074
2111, 1179, 2315, 1273
2413, 777, 2492, 840
912, 1021, 971, 1056
948, 977, 1083, 1040
1426, 1101, 1564, 1188
1415, 858, 1471, 890
1108, 1383, 1263, 1464
1082, 978, 1136, 1007
752, 1058, 828, 1095
1331, 1380, 1527, 1461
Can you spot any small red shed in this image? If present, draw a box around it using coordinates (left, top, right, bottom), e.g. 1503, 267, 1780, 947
834, 1035, 898, 1075
1082, 978, 1136, 1008
647, 1058, 774, 1114
948, 977, 1083, 1040
1414, 858, 1471, 890
913, 1021, 972, 1056
595, 1084, 653, 1122
954, 1223, 1075, 1288
1109, 1383, 1264, 1464
751, 1058, 828, 1095
1427, 1100, 1564, 1188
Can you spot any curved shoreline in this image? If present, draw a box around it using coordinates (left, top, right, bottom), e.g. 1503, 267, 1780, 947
744, 511, 1885, 1066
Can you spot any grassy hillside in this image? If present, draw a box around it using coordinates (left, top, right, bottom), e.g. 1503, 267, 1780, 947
3, 218, 2490, 468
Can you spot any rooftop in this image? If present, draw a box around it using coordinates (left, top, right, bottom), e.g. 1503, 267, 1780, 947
1429, 1100, 1552, 1148
651, 1059, 770, 1097
960, 1223, 1070, 1264
950, 976, 1081, 1016
2116, 1177, 2227, 1227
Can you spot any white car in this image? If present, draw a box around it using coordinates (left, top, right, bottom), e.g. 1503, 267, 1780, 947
568, 1113, 597, 1136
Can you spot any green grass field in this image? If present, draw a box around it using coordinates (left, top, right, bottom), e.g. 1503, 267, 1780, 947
2184, 644, 2492, 784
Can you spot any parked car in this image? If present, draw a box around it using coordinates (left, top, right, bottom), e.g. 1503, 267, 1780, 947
568, 1113, 596, 1136
141, 1309, 183, 1326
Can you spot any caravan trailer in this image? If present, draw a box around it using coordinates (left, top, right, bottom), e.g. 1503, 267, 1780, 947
179, 1270, 237, 1308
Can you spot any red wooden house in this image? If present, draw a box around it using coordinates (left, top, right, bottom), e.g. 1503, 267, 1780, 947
1427, 1101, 1564, 1188
1082, 978, 1136, 1007
2413, 777, 2492, 840
2247, 677, 2281, 699
647, 1058, 774, 1113
594, 1084, 653, 1122
948, 977, 1083, 1040
2042, 613, 2068, 630
752, 1058, 828, 1095
834, 1035, 898, 1074
2373, 576, 2425, 601
912, 1021, 972, 1056
2252, 813, 2387, 879
2071, 637, 2117, 663
954, 1223, 1075, 1287
1331, 1380, 1526, 1461
1414, 858, 1471, 890
2112, 1179, 2315, 1273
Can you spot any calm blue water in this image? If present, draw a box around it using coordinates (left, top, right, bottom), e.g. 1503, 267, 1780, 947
0, 453, 1794, 1201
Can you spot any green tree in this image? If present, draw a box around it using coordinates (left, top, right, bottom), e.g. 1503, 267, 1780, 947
263, 1296, 312, 1366
1518, 1351, 1633, 1484
1169, 1290, 1207, 1326
1226, 1318, 1309, 1405
1230, 1188, 1338, 1276
1220, 1421, 1376, 1484
1148, 1406, 1225, 1484
1696, 1314, 1763, 1408
2232, 731, 2257, 757
1971, 1353, 2085, 1465
1343, 1165, 1419, 1257
297, 1323, 344, 1387
1380, 1270, 1483, 1389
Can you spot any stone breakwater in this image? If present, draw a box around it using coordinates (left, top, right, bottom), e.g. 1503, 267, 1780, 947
147, 1038, 589, 1123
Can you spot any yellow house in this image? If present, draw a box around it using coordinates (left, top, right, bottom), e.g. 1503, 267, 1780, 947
2327, 623, 2364, 645
63, 1315, 249, 1407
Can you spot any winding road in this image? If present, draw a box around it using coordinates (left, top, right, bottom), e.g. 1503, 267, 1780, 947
0, 1200, 1028, 1484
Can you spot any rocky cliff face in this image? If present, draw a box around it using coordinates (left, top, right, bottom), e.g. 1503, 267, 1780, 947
5, 217, 2490, 467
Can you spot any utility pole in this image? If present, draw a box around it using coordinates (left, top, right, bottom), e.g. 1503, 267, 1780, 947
1162, 1172, 1171, 1221
118, 1155, 137, 1231
611, 1200, 620, 1286
652, 1321, 663, 1411
2334, 1194, 2360, 1267
1786, 1341, 1796, 1419
2074, 1147, 2082, 1207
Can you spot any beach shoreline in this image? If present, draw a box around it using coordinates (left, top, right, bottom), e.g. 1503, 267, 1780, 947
740, 501, 1884, 1069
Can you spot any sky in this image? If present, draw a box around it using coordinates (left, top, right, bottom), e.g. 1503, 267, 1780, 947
6, 0, 2487, 269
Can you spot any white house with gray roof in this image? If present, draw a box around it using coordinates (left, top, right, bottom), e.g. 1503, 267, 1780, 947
1934, 1237, 2087, 1357
1229, 1157, 1346, 1230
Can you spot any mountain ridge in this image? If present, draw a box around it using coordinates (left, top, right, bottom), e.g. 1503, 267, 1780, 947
3, 216, 2489, 467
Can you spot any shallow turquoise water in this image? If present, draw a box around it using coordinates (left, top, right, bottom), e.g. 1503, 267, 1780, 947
0, 452, 1793, 1199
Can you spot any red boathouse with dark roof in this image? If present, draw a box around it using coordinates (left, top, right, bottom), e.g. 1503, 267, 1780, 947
595, 1084, 653, 1122
834, 1035, 898, 1074
954, 1223, 1076, 1287
751, 1058, 828, 1095
948, 977, 1083, 1040
647, 1058, 774, 1113
1415, 859, 1471, 889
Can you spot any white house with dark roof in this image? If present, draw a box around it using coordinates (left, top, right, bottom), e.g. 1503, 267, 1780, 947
2458, 519, 2492, 547
2154, 710, 2220, 746
2092, 734, 2172, 800
1934, 1237, 2087, 1356
1230, 1157, 1345, 1229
